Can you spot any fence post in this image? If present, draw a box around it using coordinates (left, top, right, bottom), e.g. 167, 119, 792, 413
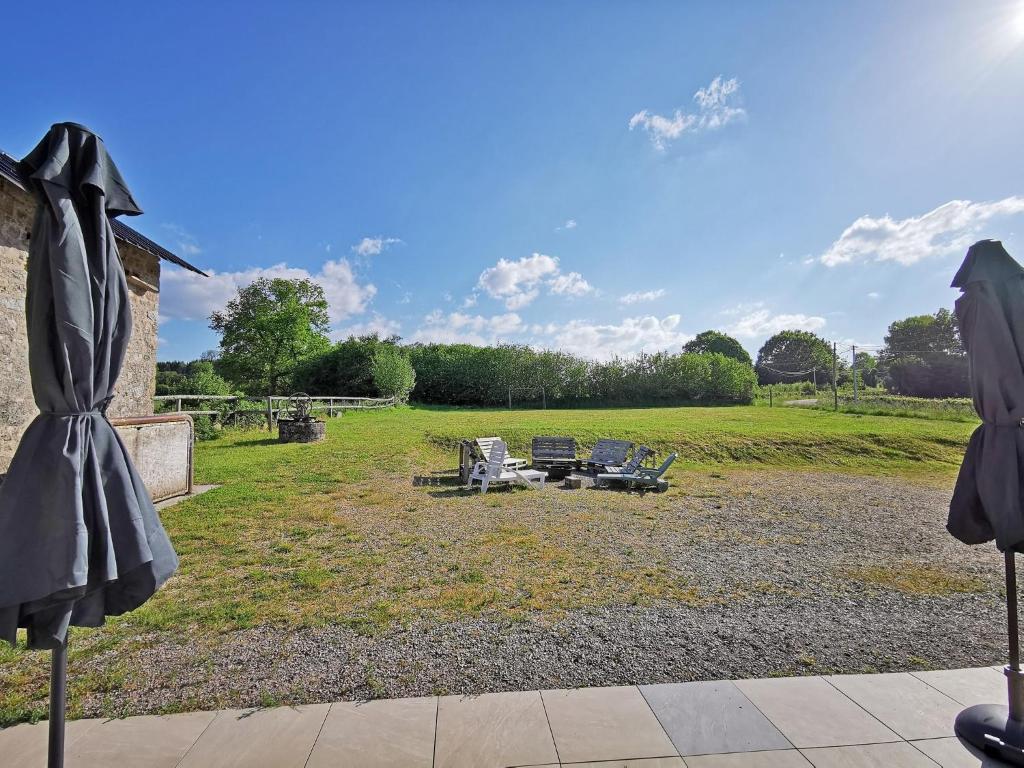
265, 396, 274, 431
833, 342, 839, 411
542, 387, 546, 410
508, 387, 512, 410
176, 397, 182, 413
769, 386, 773, 407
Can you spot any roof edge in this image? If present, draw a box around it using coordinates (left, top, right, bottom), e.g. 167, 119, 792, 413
0, 149, 207, 276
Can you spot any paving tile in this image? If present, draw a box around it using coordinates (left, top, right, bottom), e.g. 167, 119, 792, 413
552, 758, 686, 767
801, 742, 938, 767
542, 685, 678, 763
686, 750, 812, 767
306, 697, 436, 768
911, 736, 1007, 767
434, 691, 558, 768
67, 711, 216, 768
734, 676, 899, 749
641, 680, 792, 756
0, 718, 101, 768
175, 703, 330, 768
825, 672, 961, 740
911, 667, 1007, 708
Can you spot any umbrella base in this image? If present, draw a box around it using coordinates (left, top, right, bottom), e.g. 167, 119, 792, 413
955, 704, 1024, 766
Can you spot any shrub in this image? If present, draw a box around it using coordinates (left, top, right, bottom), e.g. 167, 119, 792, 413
370, 346, 416, 402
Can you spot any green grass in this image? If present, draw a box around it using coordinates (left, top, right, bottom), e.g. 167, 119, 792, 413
0, 403, 978, 725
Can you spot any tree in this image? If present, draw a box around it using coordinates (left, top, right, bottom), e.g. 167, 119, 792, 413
210, 278, 330, 394
755, 330, 837, 386
853, 351, 878, 388
878, 308, 968, 397
293, 334, 401, 396
682, 330, 753, 366
370, 346, 416, 402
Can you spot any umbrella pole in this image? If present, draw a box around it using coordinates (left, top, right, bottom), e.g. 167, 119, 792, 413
1008, 551, 1024, 722
47, 639, 67, 768
954, 551, 1024, 764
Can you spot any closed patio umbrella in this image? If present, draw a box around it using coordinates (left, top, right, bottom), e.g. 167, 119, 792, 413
949, 239, 1024, 763
0, 123, 178, 768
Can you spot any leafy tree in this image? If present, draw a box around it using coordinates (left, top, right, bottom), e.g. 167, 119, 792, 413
853, 351, 878, 389
755, 330, 837, 386
683, 330, 753, 366
209, 278, 330, 394
293, 334, 401, 396
879, 309, 968, 397
370, 346, 416, 402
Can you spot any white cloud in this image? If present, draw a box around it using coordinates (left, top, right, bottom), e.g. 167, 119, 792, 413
820, 197, 1024, 267
556, 218, 577, 231
629, 75, 745, 150
546, 315, 691, 360
461, 293, 478, 308
725, 305, 826, 339
161, 258, 376, 325
477, 253, 592, 308
867, 291, 881, 300
352, 236, 402, 257
548, 271, 593, 297
410, 310, 524, 345
330, 313, 402, 341
619, 289, 666, 305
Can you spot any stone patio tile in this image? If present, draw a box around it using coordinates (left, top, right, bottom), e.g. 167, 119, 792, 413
68, 711, 216, 768
734, 676, 899, 749
686, 750, 812, 767
641, 680, 792, 756
825, 672, 961, 740
542, 685, 677, 763
911, 736, 1005, 767
0, 718, 101, 768
552, 758, 686, 767
306, 697, 436, 768
800, 742, 938, 767
434, 691, 558, 768
176, 703, 330, 768
911, 667, 1007, 708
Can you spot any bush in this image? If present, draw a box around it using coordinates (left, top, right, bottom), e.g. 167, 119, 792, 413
370, 346, 416, 402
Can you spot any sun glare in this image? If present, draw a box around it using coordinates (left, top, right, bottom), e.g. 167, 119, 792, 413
1014, 3, 1024, 40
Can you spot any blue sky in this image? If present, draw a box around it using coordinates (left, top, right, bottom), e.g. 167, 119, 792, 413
4, 1, 1024, 362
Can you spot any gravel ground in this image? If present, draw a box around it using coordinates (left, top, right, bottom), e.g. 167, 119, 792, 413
73, 470, 1008, 718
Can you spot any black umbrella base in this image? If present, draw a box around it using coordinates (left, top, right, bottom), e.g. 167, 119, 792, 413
955, 704, 1024, 765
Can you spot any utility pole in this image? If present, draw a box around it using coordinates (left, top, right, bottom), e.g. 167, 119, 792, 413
832, 342, 838, 411
852, 344, 858, 402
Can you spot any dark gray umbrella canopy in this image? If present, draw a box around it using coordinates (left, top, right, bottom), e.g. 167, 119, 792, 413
0, 123, 178, 650
948, 239, 1024, 551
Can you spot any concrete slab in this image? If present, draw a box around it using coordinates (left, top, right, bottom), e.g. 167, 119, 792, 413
910, 736, 1006, 767
686, 751, 812, 767
0, 718, 101, 768
800, 742, 938, 767
824, 672, 962, 741
175, 704, 329, 768
542, 685, 678, 764
67, 711, 216, 768
554, 759, 687, 767
641, 680, 792, 756
306, 697, 436, 768
155, 483, 219, 510
734, 676, 899, 749
911, 667, 1007, 708
434, 691, 558, 768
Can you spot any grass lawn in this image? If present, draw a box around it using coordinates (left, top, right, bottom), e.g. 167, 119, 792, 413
0, 404, 980, 724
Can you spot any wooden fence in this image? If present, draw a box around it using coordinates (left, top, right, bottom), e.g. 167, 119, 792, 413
153, 394, 398, 430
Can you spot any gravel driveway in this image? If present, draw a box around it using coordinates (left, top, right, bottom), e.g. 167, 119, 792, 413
74, 470, 1008, 718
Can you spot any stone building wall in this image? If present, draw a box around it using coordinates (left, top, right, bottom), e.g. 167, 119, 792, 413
0, 176, 160, 471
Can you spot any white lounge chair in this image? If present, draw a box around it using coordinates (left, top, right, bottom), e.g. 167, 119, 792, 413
475, 436, 527, 470
467, 440, 547, 493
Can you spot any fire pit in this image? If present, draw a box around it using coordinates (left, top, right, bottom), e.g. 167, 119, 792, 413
277, 393, 326, 443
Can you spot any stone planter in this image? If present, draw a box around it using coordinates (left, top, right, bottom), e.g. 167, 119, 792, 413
277, 418, 326, 443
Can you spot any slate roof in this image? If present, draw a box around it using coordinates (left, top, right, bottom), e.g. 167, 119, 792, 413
0, 150, 206, 276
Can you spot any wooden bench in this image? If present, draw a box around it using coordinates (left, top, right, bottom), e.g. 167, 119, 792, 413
581, 438, 634, 471
531, 436, 577, 477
